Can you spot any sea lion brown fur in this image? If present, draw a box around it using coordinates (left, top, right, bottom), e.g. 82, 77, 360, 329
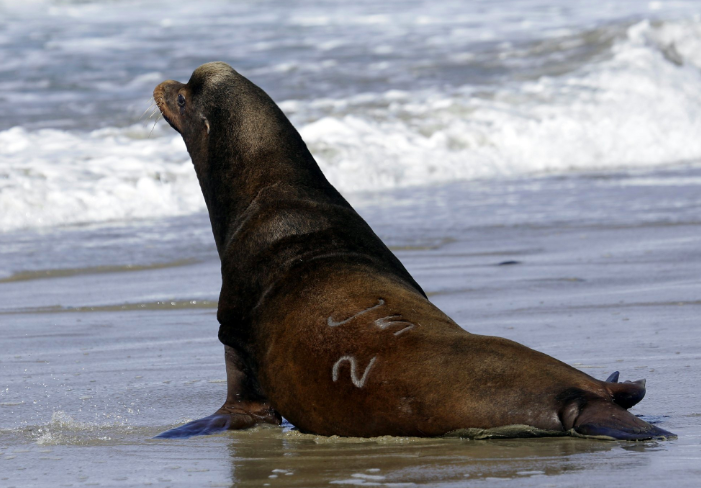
153, 62, 674, 441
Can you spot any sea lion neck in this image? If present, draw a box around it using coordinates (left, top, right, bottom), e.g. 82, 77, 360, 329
197, 152, 332, 257
189, 71, 335, 256
157, 63, 426, 338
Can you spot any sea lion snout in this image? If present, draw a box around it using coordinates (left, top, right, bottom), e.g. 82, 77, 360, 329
154, 80, 187, 133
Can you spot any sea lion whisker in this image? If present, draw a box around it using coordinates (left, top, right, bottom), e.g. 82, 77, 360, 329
139, 99, 156, 120
148, 114, 162, 138
148, 106, 161, 119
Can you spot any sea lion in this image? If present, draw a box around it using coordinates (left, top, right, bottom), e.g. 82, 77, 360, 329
152, 62, 674, 441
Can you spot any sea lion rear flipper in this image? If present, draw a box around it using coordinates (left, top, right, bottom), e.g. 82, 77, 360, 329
605, 371, 620, 383
155, 345, 281, 439
571, 399, 675, 441
606, 377, 647, 409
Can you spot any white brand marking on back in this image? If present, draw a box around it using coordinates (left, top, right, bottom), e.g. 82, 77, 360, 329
392, 324, 415, 336
375, 315, 415, 336
327, 299, 385, 327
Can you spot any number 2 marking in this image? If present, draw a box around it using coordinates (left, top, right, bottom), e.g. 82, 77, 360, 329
332, 356, 377, 388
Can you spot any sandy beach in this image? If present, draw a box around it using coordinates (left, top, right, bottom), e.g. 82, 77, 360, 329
2, 165, 700, 486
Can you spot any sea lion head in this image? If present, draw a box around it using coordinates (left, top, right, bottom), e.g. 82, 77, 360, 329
153, 62, 238, 159
153, 62, 329, 251
154, 62, 313, 179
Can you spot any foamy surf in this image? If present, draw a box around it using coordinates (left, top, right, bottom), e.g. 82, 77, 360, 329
298, 20, 701, 189
0, 125, 204, 231
2, 16, 701, 231
6, 411, 132, 446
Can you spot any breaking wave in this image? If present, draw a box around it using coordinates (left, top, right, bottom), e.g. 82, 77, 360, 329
2, 19, 701, 231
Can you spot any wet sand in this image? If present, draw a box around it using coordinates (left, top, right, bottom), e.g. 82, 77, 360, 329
1, 167, 700, 487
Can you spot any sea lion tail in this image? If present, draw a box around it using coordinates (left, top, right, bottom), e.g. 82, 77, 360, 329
572, 399, 675, 440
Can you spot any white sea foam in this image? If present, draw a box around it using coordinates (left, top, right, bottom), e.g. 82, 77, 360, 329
2, 19, 701, 231
29, 411, 128, 445
300, 20, 701, 190
0, 125, 204, 231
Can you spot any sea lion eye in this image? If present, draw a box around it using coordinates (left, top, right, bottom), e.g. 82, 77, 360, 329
177, 94, 186, 107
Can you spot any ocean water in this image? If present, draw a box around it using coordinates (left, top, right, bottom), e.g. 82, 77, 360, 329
1, 0, 701, 486
3, 0, 701, 230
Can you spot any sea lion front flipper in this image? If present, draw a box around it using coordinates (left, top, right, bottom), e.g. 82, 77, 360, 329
154, 406, 280, 439
155, 345, 281, 439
